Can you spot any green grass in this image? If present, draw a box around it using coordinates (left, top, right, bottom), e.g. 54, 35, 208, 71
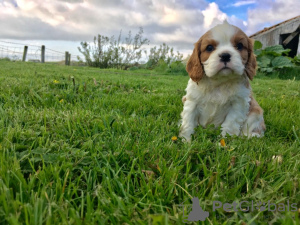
0, 60, 299, 225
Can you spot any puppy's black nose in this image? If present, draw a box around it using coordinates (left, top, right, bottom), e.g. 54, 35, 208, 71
219, 53, 231, 63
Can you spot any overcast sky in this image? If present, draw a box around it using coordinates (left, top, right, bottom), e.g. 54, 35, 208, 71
0, 0, 299, 60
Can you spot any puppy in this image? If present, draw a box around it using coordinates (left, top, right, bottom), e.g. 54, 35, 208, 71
179, 21, 265, 142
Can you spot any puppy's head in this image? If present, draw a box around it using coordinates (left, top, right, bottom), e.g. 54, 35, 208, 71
186, 20, 256, 82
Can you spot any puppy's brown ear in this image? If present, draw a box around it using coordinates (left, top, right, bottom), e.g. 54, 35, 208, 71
245, 38, 257, 81
186, 41, 204, 82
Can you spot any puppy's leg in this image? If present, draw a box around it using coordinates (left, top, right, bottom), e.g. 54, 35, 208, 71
242, 97, 265, 137
179, 100, 198, 142
221, 99, 249, 137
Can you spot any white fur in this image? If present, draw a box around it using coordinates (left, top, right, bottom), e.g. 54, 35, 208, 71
204, 22, 245, 77
179, 21, 265, 142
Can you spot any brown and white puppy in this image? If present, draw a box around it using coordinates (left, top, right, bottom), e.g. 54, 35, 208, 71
179, 21, 265, 142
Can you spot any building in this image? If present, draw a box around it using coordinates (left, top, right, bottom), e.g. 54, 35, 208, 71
250, 15, 300, 57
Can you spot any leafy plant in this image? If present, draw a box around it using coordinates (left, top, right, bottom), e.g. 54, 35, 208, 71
78, 27, 149, 69
146, 43, 183, 69
254, 40, 297, 73
292, 55, 300, 66
167, 60, 188, 75
0, 57, 11, 61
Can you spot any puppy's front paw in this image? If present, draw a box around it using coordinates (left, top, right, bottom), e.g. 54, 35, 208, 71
178, 132, 191, 143
221, 128, 240, 137
249, 132, 263, 138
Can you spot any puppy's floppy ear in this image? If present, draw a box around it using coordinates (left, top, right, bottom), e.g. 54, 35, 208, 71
186, 40, 204, 82
245, 38, 257, 81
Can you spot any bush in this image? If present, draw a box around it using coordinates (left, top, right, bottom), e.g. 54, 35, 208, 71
167, 60, 188, 75
145, 43, 183, 69
152, 59, 188, 75
154, 59, 168, 72
0, 57, 11, 61
78, 28, 149, 69
78, 28, 187, 75
292, 55, 300, 66
254, 40, 298, 73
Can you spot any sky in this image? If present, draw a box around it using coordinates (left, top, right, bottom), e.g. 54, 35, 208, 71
0, 0, 299, 61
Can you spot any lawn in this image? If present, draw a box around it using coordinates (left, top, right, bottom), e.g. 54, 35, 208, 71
0, 60, 299, 224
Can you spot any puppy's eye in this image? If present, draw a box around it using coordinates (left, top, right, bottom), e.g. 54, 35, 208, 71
206, 45, 214, 52
237, 43, 243, 51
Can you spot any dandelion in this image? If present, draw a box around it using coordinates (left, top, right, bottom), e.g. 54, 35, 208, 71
171, 136, 178, 142
220, 139, 226, 147
53, 80, 59, 84
59, 99, 64, 103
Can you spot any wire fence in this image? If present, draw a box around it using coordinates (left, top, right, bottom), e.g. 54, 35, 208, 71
0, 40, 82, 66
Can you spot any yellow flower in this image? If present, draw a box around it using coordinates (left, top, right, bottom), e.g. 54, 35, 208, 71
220, 139, 226, 147
59, 99, 64, 103
171, 136, 178, 142
53, 80, 59, 84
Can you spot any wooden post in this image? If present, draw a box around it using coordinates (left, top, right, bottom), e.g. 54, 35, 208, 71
65, 51, 69, 65
68, 53, 71, 66
283, 26, 300, 46
22, 46, 28, 62
41, 45, 45, 63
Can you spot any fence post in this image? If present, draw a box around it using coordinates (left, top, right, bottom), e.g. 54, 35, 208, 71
68, 53, 71, 66
22, 46, 28, 62
41, 45, 45, 63
65, 51, 69, 65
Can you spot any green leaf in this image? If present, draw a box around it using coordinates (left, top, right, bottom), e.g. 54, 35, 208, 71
260, 67, 274, 73
254, 49, 262, 56
257, 55, 272, 68
264, 45, 290, 56
254, 40, 262, 50
272, 56, 295, 68
292, 55, 300, 65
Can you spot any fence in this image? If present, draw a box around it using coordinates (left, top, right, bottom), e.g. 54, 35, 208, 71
0, 40, 81, 66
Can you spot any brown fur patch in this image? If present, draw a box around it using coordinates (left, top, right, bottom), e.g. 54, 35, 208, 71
260, 119, 266, 131
244, 79, 250, 88
186, 31, 217, 82
253, 118, 266, 134
199, 36, 218, 63
230, 29, 256, 81
230, 29, 249, 64
249, 95, 263, 115
249, 95, 265, 133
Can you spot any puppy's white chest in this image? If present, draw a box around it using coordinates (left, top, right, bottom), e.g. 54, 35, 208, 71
198, 101, 230, 127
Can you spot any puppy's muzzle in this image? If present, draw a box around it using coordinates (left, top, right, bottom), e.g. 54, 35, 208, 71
219, 52, 231, 63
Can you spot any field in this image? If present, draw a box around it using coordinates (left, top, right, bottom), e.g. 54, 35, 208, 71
0, 60, 299, 224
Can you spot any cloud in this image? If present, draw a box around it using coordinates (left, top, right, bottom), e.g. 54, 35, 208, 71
246, 0, 300, 35
1, 0, 298, 56
0, 0, 210, 49
232, 1, 256, 7
202, 2, 227, 29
